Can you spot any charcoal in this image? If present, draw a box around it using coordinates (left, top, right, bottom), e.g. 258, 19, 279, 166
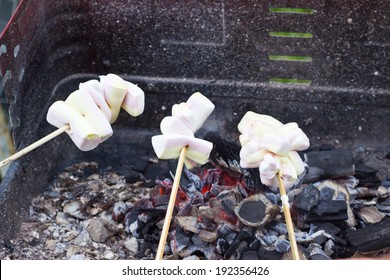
216, 238, 228, 255
267, 221, 288, 235
295, 185, 320, 212
377, 196, 390, 214
345, 217, 390, 252
324, 239, 335, 257
112, 201, 129, 222
319, 186, 335, 201
354, 163, 381, 187
241, 250, 259, 260
224, 227, 253, 259
377, 186, 389, 199
170, 227, 191, 254
313, 200, 348, 217
303, 149, 355, 183
310, 223, 342, 236
248, 239, 261, 251
275, 239, 290, 253
153, 195, 170, 206
217, 225, 235, 238
310, 254, 331, 260
310, 230, 331, 245
258, 247, 283, 260
260, 235, 278, 247
191, 234, 208, 248
234, 193, 279, 227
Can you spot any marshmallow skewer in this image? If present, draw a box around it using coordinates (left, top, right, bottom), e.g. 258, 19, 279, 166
152, 92, 215, 260
0, 125, 69, 168
155, 145, 188, 260
238, 111, 309, 260
276, 172, 300, 260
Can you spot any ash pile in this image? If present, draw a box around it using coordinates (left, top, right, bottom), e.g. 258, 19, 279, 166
1, 133, 390, 260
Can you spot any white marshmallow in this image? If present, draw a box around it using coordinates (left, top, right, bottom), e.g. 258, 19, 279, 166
281, 122, 310, 151
238, 111, 283, 135
172, 102, 197, 132
79, 80, 112, 121
100, 74, 128, 123
151, 135, 213, 168
65, 89, 113, 142
239, 141, 267, 168
160, 116, 194, 136
121, 81, 145, 117
47, 101, 101, 151
186, 92, 215, 131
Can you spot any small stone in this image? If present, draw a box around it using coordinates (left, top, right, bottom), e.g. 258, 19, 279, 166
86, 217, 117, 243
103, 251, 115, 260
45, 239, 57, 251
66, 245, 83, 258
31, 231, 40, 239
175, 216, 201, 234
63, 230, 80, 242
378, 186, 389, 199
63, 201, 87, 220
56, 212, 70, 225
69, 254, 87, 260
124, 237, 138, 253
72, 229, 92, 245
198, 230, 218, 243
356, 206, 385, 224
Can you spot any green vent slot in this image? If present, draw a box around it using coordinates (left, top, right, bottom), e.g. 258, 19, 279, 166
270, 78, 312, 85
269, 55, 312, 62
269, 7, 314, 14
269, 32, 313, 38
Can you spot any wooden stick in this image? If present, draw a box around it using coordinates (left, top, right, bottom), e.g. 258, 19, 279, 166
155, 146, 188, 260
276, 172, 300, 260
0, 125, 69, 168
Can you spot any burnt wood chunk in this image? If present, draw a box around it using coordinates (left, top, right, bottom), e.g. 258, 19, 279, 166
303, 149, 355, 183
346, 217, 390, 252
295, 185, 320, 212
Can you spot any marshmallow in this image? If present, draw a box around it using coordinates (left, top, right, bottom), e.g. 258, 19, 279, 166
280, 122, 310, 151
152, 92, 215, 169
79, 80, 112, 121
172, 102, 197, 132
186, 92, 215, 131
238, 111, 310, 190
172, 92, 214, 133
151, 135, 212, 168
65, 88, 113, 142
121, 81, 145, 117
47, 101, 101, 151
100, 74, 128, 123
160, 116, 194, 137
238, 111, 283, 135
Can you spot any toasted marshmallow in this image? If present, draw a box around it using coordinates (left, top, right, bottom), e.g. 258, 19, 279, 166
151, 135, 212, 168
121, 81, 145, 117
238, 111, 283, 135
100, 74, 128, 123
280, 122, 310, 151
47, 101, 101, 151
65, 89, 113, 142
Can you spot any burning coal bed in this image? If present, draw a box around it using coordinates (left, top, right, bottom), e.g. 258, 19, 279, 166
1, 133, 390, 260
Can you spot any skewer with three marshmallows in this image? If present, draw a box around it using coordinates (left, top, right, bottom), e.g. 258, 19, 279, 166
238, 111, 310, 260
152, 92, 215, 260
0, 74, 145, 167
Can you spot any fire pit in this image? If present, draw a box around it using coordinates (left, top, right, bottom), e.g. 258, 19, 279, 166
0, 0, 389, 260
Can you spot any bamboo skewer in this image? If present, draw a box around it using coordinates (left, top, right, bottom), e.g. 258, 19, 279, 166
0, 125, 70, 168
155, 146, 188, 260
276, 172, 300, 260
